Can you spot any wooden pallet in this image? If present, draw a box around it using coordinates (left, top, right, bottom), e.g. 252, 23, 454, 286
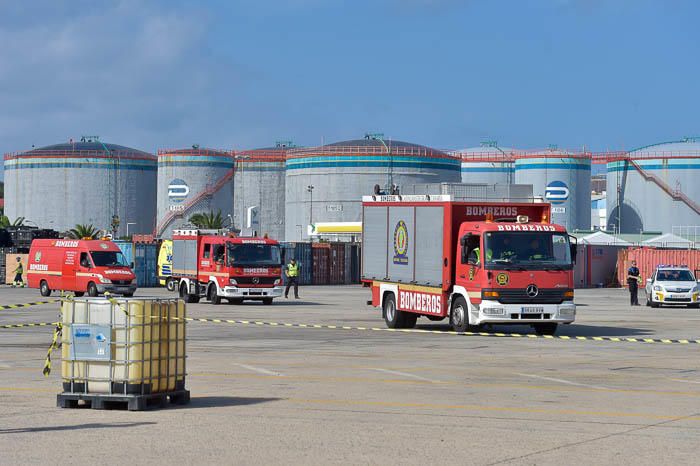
57, 390, 190, 411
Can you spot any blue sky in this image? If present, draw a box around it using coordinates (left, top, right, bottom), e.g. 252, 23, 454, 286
1, 0, 699, 180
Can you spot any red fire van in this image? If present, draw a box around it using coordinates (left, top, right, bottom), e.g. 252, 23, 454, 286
26, 239, 137, 297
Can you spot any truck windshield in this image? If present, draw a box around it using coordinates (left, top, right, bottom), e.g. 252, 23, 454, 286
227, 243, 281, 266
484, 231, 572, 270
90, 251, 130, 267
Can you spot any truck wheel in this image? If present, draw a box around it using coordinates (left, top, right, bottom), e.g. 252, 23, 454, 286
40, 280, 51, 297
208, 285, 221, 305
383, 294, 404, 329
87, 282, 99, 297
533, 323, 558, 335
263, 298, 273, 305
450, 297, 470, 332
402, 313, 417, 329
166, 278, 176, 292
180, 283, 200, 304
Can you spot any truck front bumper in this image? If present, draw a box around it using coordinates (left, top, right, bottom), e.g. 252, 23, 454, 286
650, 291, 699, 304
220, 286, 284, 299
97, 284, 138, 296
472, 300, 576, 325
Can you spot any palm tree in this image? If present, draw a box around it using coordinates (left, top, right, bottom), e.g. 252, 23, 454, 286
0, 216, 25, 228
189, 210, 225, 229
68, 224, 99, 239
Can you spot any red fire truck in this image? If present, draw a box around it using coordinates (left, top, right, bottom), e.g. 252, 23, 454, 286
26, 239, 137, 297
171, 229, 284, 305
362, 195, 577, 335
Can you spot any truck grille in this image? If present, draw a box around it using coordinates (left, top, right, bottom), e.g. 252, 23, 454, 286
112, 280, 132, 286
497, 289, 568, 305
235, 277, 278, 285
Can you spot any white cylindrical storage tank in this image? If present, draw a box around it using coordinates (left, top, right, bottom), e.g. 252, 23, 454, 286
156, 148, 234, 238
4, 139, 156, 236
606, 139, 700, 234
453, 143, 515, 185
514, 149, 591, 231
233, 144, 287, 240
285, 136, 461, 241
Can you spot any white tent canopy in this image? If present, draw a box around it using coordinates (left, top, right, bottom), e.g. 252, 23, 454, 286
642, 233, 696, 248
580, 231, 632, 246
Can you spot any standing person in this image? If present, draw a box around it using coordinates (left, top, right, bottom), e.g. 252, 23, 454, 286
285, 258, 300, 299
12, 257, 25, 288
627, 260, 641, 306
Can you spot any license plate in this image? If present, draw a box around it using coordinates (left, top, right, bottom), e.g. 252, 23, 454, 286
671, 294, 686, 299
521, 307, 544, 314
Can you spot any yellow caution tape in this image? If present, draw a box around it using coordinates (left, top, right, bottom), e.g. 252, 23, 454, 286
42, 321, 63, 377
103, 292, 129, 317
0, 299, 60, 311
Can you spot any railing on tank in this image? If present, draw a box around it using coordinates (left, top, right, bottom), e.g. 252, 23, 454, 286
4, 149, 155, 160
286, 145, 457, 159
233, 149, 287, 163
157, 148, 231, 158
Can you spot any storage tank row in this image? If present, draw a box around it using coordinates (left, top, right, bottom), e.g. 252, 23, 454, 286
606, 139, 700, 234
284, 136, 461, 241
455, 144, 592, 231
3, 140, 157, 237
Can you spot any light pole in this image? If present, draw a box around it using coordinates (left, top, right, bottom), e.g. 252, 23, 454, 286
307, 185, 314, 237
126, 222, 136, 238
366, 133, 392, 193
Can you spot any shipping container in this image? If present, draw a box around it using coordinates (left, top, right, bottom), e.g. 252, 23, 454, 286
573, 244, 624, 288
617, 247, 700, 284
280, 242, 313, 285
312, 243, 330, 285
329, 243, 346, 285
114, 241, 158, 288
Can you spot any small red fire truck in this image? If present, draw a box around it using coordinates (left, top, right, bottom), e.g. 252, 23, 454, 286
362, 195, 577, 335
171, 229, 284, 305
26, 239, 137, 297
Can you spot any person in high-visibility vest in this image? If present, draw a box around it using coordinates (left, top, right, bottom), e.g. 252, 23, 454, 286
12, 257, 25, 288
285, 259, 300, 299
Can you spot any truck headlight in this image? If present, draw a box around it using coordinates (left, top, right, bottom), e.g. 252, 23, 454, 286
274, 279, 281, 286
97, 275, 111, 284
482, 307, 504, 316
653, 285, 663, 291
229, 279, 237, 285
692, 286, 698, 293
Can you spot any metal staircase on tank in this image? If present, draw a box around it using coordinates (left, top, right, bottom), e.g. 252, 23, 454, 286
627, 160, 700, 216
155, 168, 235, 236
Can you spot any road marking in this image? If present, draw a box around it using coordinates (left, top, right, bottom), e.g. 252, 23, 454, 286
233, 363, 283, 377
286, 398, 700, 421
515, 373, 610, 390
370, 368, 441, 383
670, 378, 700, 385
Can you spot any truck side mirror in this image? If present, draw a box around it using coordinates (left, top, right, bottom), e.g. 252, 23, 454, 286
130, 262, 135, 269
568, 235, 577, 264
459, 234, 471, 247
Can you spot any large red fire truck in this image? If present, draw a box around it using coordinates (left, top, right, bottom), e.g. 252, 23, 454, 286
362, 195, 577, 335
171, 229, 284, 305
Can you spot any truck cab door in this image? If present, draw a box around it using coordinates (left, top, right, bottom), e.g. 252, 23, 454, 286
200, 242, 213, 277
456, 233, 484, 300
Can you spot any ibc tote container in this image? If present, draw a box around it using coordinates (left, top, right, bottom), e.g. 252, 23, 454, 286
312, 243, 330, 285
61, 297, 186, 395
